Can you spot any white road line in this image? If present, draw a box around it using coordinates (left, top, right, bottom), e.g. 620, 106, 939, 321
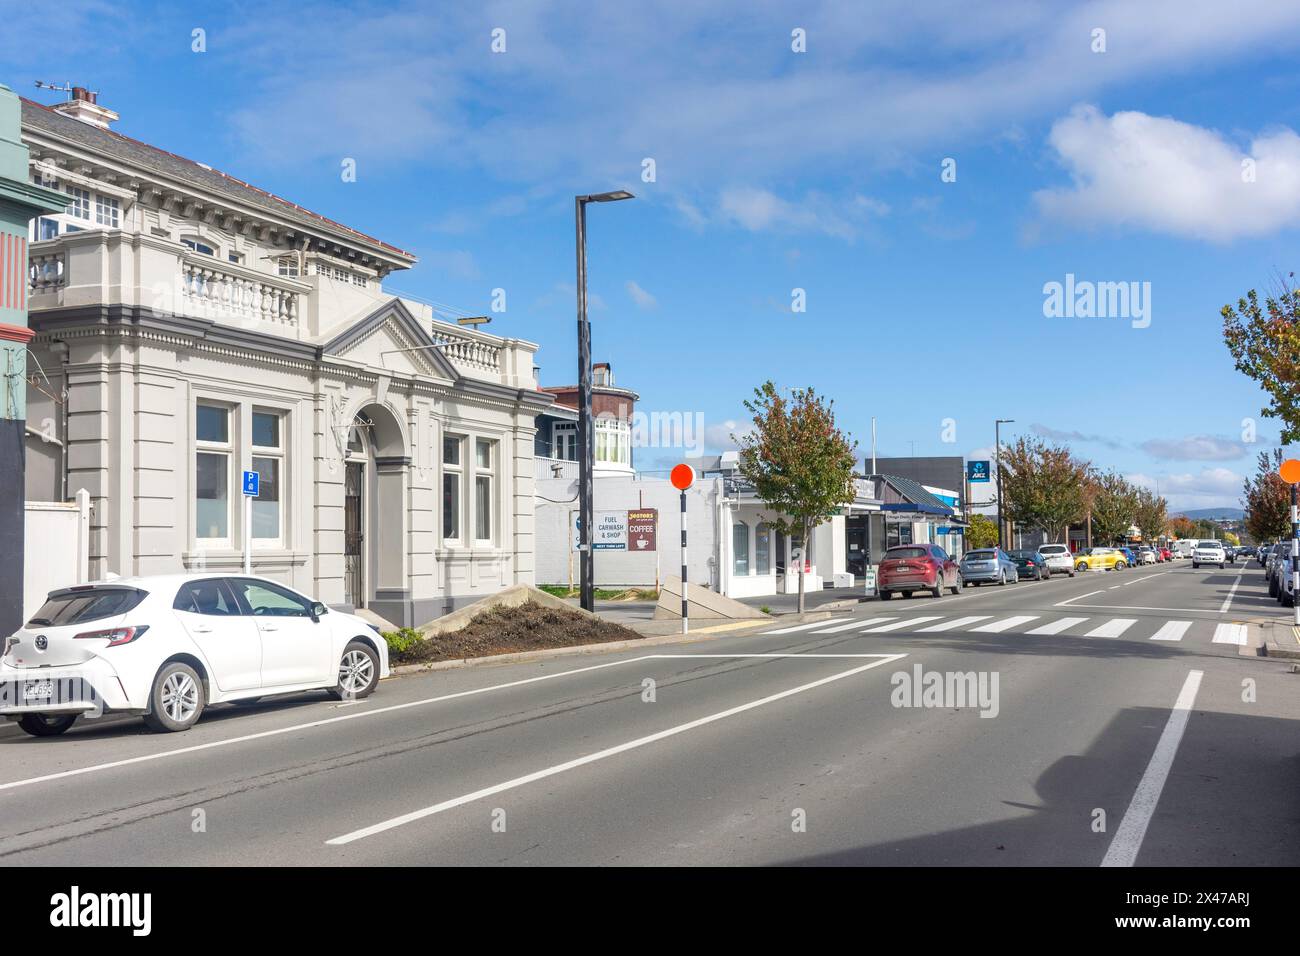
1218, 570, 1245, 613
916, 616, 992, 632
1149, 621, 1193, 642
971, 615, 1039, 633
764, 618, 849, 635
1085, 618, 1138, 638
813, 618, 888, 634
0, 652, 659, 793
1056, 590, 1104, 607
1101, 670, 1203, 867
325, 652, 908, 846
1211, 623, 1247, 646
859, 616, 942, 633
653, 653, 893, 658
1026, 617, 1089, 635
1065, 604, 1228, 615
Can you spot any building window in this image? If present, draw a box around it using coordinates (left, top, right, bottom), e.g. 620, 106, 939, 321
755, 523, 771, 574
733, 521, 750, 575
36, 217, 59, 241
553, 422, 576, 461
251, 410, 284, 544
228, 251, 243, 265
594, 418, 630, 466
182, 237, 216, 257
196, 403, 231, 543
277, 257, 299, 277
65, 186, 90, 220
475, 439, 494, 542
443, 434, 463, 541
95, 194, 120, 228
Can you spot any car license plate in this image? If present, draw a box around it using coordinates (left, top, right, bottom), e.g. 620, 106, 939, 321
23, 679, 53, 702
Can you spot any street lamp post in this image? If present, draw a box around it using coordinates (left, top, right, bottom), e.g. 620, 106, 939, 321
995, 418, 1015, 550
575, 190, 634, 612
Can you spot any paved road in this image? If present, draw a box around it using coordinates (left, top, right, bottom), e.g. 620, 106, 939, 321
2, 559, 1296, 866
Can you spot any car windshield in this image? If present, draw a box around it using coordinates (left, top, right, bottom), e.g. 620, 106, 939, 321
1199, 541, 1220, 548
27, 587, 147, 626
1039, 546, 1067, 555
1009, 551, 1035, 559
963, 550, 995, 561
885, 547, 927, 559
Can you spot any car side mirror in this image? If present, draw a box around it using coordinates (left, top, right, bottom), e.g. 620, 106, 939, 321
311, 602, 327, 622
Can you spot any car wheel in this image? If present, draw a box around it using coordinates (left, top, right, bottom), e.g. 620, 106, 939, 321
1192, 562, 1199, 569
1220, 562, 1225, 570
949, 579, 961, 595
879, 590, 893, 600
1269, 576, 1279, 598
1284, 590, 1295, 609
328, 640, 380, 701
1069, 568, 1076, 577
17, 713, 78, 737
931, 582, 942, 599
902, 590, 914, 599
973, 580, 981, 586
142, 662, 205, 733
998, 571, 1007, 586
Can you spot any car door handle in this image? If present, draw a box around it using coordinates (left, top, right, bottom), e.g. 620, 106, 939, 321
259, 623, 279, 632
193, 625, 214, 634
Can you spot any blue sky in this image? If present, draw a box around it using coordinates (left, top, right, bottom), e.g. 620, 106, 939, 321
7, 0, 1300, 509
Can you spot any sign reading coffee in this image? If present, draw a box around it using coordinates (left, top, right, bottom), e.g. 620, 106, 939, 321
628, 509, 657, 552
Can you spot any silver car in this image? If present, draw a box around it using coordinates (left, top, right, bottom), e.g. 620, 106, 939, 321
959, 548, 1020, 586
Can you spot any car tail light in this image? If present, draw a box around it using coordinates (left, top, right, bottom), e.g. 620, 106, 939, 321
74, 625, 149, 647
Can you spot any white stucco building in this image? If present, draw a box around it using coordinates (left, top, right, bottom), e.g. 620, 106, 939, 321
20, 88, 552, 625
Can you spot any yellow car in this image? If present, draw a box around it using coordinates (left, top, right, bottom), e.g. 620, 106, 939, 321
1075, 547, 1127, 571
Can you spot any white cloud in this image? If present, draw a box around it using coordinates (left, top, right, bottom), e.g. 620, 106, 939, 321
717, 188, 888, 239
704, 419, 753, 451
1034, 104, 1300, 241
625, 280, 658, 310
1138, 435, 1249, 461
1030, 422, 1123, 450
1129, 468, 1243, 510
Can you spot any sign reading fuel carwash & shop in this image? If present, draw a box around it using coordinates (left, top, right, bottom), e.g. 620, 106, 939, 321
571, 509, 658, 551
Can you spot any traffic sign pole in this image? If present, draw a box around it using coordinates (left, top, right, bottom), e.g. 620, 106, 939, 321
1292, 483, 1298, 626
670, 464, 696, 635
242, 470, 260, 576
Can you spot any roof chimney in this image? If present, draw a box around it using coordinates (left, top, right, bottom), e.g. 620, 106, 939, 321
51, 86, 118, 130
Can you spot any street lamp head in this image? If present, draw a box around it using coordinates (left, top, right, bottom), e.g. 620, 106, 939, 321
582, 190, 635, 203
456, 315, 491, 327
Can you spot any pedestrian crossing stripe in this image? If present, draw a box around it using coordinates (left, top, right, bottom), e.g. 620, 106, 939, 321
765, 618, 849, 634
859, 616, 942, 633
1085, 618, 1137, 638
972, 615, 1039, 633
812, 618, 889, 634
1211, 623, 1247, 645
917, 616, 993, 632
1150, 621, 1193, 642
1026, 617, 1088, 635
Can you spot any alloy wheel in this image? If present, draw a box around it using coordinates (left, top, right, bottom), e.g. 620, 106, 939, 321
161, 672, 199, 724
340, 649, 375, 695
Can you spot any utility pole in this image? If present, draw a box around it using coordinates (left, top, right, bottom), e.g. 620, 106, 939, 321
575, 190, 634, 611
995, 418, 1014, 550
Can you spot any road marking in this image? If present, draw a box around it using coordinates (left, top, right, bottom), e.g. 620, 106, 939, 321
971, 615, 1040, 633
1056, 590, 1104, 607
916, 616, 992, 632
1101, 669, 1203, 867
1085, 618, 1137, 638
0, 653, 665, 793
1218, 570, 1245, 613
1149, 621, 1193, 642
325, 652, 908, 846
1211, 623, 1247, 646
764, 618, 849, 635
813, 618, 888, 634
1063, 604, 1229, 615
859, 616, 942, 633
1025, 617, 1088, 635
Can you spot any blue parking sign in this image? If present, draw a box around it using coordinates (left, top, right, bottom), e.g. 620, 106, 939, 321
242, 470, 260, 497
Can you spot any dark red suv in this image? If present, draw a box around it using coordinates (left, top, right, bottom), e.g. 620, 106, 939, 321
877, 544, 960, 599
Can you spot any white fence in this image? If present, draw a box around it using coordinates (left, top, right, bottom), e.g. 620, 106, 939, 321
24, 490, 91, 620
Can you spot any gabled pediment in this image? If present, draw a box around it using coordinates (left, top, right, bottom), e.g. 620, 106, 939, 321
321, 298, 457, 379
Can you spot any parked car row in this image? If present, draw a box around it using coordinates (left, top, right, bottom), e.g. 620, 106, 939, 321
876, 544, 1080, 598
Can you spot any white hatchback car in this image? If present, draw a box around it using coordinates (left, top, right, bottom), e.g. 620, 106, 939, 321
1192, 540, 1227, 569
1, 574, 389, 737
1037, 544, 1076, 577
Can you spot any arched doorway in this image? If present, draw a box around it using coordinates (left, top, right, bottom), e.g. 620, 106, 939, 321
342, 403, 408, 613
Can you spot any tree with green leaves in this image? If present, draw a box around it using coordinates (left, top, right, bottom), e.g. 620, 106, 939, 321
1243, 448, 1291, 544
1223, 279, 1300, 443
736, 381, 858, 612
966, 513, 998, 549
1133, 487, 1169, 543
1088, 470, 1141, 545
998, 436, 1093, 543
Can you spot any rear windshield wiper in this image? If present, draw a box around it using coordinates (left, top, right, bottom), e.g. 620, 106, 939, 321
26, 618, 52, 626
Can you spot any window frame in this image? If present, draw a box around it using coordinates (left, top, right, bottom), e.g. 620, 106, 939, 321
250, 408, 285, 548
733, 521, 750, 575
443, 433, 465, 543
473, 438, 496, 544
195, 402, 234, 548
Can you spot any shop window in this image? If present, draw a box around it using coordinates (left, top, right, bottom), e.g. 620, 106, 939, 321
755, 523, 771, 574
733, 522, 750, 575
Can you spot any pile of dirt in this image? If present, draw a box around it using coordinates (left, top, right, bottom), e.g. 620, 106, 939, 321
392, 600, 643, 665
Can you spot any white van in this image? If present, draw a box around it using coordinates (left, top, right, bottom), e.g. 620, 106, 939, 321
1173, 540, 1197, 558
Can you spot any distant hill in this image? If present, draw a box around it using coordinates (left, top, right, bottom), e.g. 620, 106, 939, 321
1174, 507, 1244, 520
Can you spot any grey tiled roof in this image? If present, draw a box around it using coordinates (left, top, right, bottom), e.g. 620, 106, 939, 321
876, 474, 953, 510
21, 97, 415, 262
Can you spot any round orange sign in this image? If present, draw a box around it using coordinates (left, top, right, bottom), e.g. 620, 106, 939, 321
670, 463, 696, 490
1282, 459, 1300, 484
